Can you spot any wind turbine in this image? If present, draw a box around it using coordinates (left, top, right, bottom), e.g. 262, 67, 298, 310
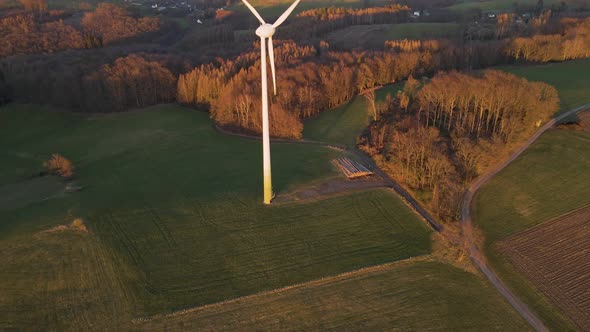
241, 0, 300, 204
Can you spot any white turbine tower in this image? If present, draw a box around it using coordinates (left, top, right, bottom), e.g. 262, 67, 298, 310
241, 0, 300, 204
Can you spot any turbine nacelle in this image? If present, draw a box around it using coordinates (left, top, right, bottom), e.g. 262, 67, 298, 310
241, 0, 299, 96
255, 24, 275, 38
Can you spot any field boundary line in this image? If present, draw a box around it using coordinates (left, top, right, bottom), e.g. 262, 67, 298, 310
461, 102, 590, 332
500, 202, 590, 240
132, 255, 433, 324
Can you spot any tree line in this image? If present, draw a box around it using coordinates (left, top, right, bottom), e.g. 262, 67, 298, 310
417, 70, 559, 141
506, 17, 590, 61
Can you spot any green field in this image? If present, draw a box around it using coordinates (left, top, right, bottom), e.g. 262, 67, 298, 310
0, 103, 437, 328
475, 129, 590, 244
474, 59, 590, 331
499, 59, 590, 112
303, 84, 402, 146
474, 128, 590, 331
141, 259, 531, 331
0, 230, 135, 330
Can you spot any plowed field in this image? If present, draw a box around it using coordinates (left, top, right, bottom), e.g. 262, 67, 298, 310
498, 204, 590, 330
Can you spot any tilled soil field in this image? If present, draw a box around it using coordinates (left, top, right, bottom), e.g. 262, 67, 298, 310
497, 204, 590, 330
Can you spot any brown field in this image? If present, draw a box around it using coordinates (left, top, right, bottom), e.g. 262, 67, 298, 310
497, 204, 590, 330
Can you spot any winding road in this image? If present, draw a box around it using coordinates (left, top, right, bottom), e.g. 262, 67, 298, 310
461, 102, 590, 332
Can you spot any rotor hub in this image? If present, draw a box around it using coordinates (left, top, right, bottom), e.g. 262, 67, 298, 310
256, 23, 275, 38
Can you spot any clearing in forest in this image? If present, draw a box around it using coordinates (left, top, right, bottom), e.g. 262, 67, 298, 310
304, 84, 402, 146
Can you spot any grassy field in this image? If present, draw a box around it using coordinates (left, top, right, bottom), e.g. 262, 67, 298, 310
0, 230, 135, 330
0, 103, 437, 328
475, 129, 590, 242
474, 130, 590, 235
140, 259, 531, 331
303, 84, 402, 146
326, 23, 461, 49
499, 59, 590, 112
474, 128, 590, 330
480, 58, 590, 237
94, 188, 433, 314
473, 59, 590, 331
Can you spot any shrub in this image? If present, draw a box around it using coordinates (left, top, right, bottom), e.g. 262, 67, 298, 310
71, 218, 87, 232
44, 153, 74, 178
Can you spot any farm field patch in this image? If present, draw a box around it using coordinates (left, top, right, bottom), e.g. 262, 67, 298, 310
0, 229, 135, 331
0, 104, 433, 327
497, 204, 590, 330
448, 0, 562, 11
499, 58, 590, 112
325, 23, 460, 49
94, 188, 432, 314
474, 127, 590, 330
475, 123, 590, 243
139, 259, 531, 331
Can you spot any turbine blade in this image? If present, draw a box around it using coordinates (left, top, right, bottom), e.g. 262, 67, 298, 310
241, 0, 265, 24
272, 0, 300, 27
268, 37, 277, 95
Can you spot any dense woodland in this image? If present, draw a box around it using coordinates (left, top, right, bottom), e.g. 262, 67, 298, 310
0, 1, 160, 58
359, 72, 559, 220
507, 17, 590, 61
0, 13, 91, 57
1, 8, 589, 125
81, 3, 160, 45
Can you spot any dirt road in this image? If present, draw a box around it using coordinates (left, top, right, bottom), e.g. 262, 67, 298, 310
461, 102, 590, 332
